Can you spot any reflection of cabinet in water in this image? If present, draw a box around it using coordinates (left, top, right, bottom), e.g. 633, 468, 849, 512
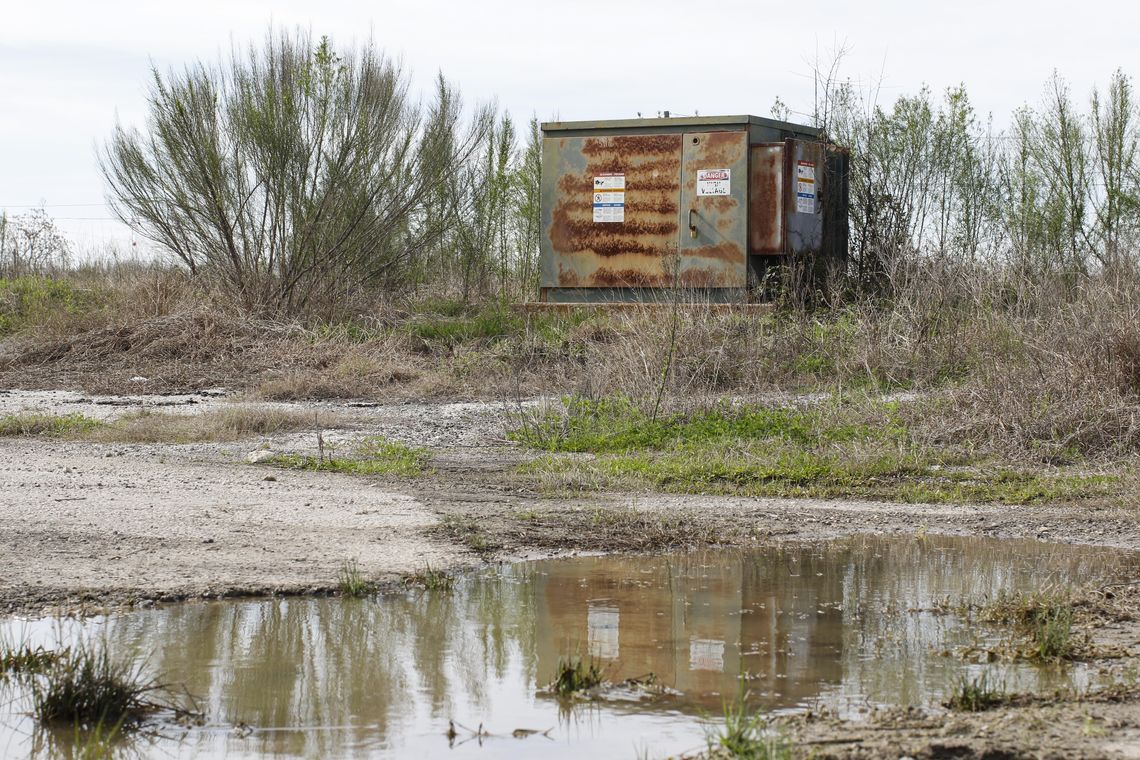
529, 551, 846, 710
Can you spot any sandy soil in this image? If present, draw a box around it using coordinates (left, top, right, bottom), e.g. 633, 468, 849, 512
2, 389, 1139, 758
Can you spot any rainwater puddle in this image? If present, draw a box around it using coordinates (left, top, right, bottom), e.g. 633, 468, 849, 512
2, 535, 1138, 758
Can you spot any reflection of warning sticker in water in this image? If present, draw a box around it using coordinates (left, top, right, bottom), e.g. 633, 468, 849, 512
689, 638, 725, 671
796, 160, 816, 214
587, 604, 620, 660
592, 172, 625, 223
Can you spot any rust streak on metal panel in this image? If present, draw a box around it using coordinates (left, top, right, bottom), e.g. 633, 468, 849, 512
749, 144, 784, 254
589, 267, 671, 288
580, 134, 679, 156
557, 263, 582, 287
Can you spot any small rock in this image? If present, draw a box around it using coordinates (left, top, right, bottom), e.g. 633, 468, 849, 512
246, 450, 277, 464
263, 475, 277, 482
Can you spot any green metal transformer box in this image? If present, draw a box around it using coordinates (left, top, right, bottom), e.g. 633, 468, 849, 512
539, 115, 848, 303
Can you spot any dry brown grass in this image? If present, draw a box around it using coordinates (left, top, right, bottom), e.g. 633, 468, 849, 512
97, 405, 323, 443
6, 266, 1140, 466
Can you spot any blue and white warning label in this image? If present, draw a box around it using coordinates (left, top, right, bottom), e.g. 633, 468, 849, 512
593, 173, 625, 223
796, 161, 816, 214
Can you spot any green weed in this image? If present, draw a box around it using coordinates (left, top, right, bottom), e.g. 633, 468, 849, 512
407, 302, 522, 346
30, 643, 165, 728
337, 560, 373, 597
550, 656, 604, 697
707, 687, 793, 759
944, 674, 1006, 712
268, 437, 430, 477
512, 395, 1114, 506
0, 277, 96, 336
0, 412, 102, 437
403, 565, 455, 591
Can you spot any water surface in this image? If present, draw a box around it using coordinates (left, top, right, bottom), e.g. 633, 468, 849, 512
2, 535, 1137, 758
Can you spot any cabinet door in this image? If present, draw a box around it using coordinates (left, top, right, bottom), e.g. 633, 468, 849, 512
749, 143, 785, 255
678, 131, 749, 288
541, 133, 682, 289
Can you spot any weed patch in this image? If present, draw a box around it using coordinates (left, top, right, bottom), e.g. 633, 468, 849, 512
973, 590, 1084, 661
0, 641, 65, 676
268, 437, 430, 477
337, 560, 374, 597
436, 514, 500, 555
944, 674, 1007, 712
29, 643, 177, 729
550, 656, 604, 697
0, 412, 102, 437
512, 395, 1117, 506
101, 405, 317, 443
707, 687, 793, 759
402, 565, 455, 591
0, 277, 98, 336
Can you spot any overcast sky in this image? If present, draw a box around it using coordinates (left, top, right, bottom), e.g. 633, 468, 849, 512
2, 0, 1137, 252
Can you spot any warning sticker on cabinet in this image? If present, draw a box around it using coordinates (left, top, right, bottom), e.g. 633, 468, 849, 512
696, 169, 731, 196
796, 161, 816, 214
593, 173, 625, 223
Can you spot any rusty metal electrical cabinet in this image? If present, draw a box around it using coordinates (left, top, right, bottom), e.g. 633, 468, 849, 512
539, 115, 848, 303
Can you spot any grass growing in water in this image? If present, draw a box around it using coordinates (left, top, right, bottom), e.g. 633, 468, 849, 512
30, 643, 165, 729
975, 589, 1079, 661
337, 560, 374, 597
0, 641, 65, 676
402, 565, 455, 591
707, 687, 793, 759
0, 412, 102, 437
944, 674, 1006, 712
269, 436, 430, 477
550, 656, 604, 697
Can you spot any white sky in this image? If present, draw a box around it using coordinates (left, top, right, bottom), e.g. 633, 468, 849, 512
2, 0, 1137, 252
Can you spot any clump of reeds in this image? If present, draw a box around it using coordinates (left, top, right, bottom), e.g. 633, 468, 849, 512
550, 656, 603, 697
29, 643, 168, 729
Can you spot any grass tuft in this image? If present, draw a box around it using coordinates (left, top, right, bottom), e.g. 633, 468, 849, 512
337, 560, 374, 598
30, 643, 166, 729
402, 565, 455, 591
550, 656, 604, 697
0, 412, 102, 437
944, 674, 1006, 712
707, 686, 793, 759
268, 436, 430, 477
0, 640, 65, 676
976, 590, 1079, 661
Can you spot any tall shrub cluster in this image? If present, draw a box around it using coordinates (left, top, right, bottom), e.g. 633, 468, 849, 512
101, 30, 542, 317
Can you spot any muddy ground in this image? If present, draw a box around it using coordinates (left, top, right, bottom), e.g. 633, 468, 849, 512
1, 388, 1139, 758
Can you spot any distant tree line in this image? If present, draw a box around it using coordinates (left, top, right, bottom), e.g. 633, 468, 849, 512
817, 67, 1139, 292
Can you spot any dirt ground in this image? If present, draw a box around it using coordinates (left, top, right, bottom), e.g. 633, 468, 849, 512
1, 388, 1139, 758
